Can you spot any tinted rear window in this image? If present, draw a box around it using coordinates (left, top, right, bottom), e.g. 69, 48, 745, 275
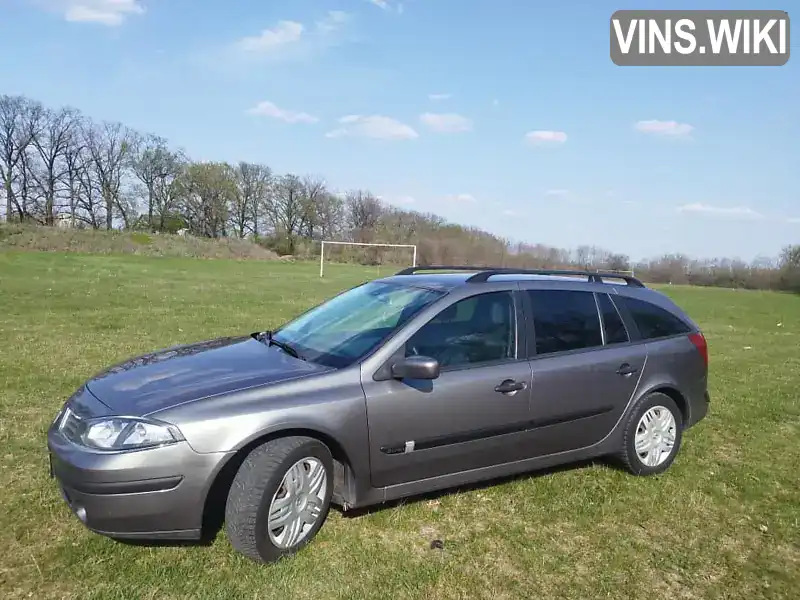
597, 293, 629, 344
527, 290, 603, 355
620, 296, 691, 340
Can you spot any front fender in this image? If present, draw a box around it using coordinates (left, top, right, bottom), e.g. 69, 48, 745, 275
157, 367, 371, 482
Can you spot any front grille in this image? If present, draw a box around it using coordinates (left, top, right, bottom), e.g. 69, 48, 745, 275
59, 408, 87, 445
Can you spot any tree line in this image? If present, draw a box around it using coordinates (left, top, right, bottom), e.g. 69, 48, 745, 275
1, 94, 798, 291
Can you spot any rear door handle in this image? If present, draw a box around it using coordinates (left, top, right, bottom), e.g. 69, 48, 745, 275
616, 363, 639, 377
495, 379, 527, 394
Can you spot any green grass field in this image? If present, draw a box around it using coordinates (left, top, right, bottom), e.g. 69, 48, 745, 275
1, 251, 798, 599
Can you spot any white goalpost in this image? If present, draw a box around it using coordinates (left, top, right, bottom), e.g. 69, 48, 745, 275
319, 240, 417, 277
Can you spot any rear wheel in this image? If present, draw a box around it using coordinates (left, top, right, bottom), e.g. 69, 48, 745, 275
617, 392, 683, 476
225, 436, 333, 563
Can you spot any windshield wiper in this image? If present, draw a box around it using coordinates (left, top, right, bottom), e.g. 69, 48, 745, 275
256, 330, 305, 361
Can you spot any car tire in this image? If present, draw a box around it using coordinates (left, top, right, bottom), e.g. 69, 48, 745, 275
225, 436, 334, 563
617, 392, 684, 476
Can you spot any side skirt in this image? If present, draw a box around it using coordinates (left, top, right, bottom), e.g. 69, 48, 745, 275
344, 428, 622, 510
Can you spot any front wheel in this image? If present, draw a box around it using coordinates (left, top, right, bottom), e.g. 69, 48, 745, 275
617, 392, 683, 476
225, 436, 333, 563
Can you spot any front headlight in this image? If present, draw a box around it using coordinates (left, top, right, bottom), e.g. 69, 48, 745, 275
80, 417, 182, 450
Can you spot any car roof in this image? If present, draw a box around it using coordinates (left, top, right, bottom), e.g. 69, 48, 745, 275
375, 267, 696, 328
378, 271, 694, 327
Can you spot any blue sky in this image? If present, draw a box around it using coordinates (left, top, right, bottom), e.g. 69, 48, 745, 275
1, 0, 798, 261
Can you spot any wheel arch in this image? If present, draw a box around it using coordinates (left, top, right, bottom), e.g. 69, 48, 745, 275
200, 426, 358, 538
637, 384, 689, 425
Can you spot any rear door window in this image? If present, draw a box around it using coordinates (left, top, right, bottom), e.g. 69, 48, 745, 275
526, 290, 603, 355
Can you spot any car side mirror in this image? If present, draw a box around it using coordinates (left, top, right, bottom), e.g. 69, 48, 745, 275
391, 355, 440, 380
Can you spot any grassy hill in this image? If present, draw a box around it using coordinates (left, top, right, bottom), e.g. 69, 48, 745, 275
0, 223, 281, 261
1, 251, 798, 599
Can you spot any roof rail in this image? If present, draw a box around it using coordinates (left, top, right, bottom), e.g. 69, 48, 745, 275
394, 265, 645, 288
396, 265, 483, 276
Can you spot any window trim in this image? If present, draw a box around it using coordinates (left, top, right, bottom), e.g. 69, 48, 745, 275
400, 288, 526, 373
594, 292, 607, 346
596, 292, 631, 346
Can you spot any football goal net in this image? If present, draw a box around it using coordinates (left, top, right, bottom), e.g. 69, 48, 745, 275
319, 240, 418, 277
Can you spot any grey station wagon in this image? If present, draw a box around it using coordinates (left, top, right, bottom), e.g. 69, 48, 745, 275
48, 266, 710, 563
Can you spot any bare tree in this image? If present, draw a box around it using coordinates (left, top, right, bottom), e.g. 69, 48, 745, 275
299, 175, 328, 240
29, 106, 80, 225
346, 190, 382, 242
606, 253, 631, 272
0, 95, 40, 220
314, 192, 345, 240
131, 134, 185, 231
76, 156, 103, 229
152, 160, 187, 232
269, 174, 306, 253
84, 121, 135, 229
229, 162, 272, 238
63, 124, 89, 228
180, 162, 234, 238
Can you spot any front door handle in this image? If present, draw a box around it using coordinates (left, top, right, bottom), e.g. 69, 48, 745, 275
616, 363, 639, 377
495, 379, 527, 394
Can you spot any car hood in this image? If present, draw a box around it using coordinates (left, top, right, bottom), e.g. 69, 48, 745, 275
85, 334, 331, 415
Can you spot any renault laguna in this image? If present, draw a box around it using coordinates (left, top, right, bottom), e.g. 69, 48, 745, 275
48, 266, 709, 563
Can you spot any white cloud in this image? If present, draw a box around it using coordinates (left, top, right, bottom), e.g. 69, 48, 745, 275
236, 20, 304, 54
429, 93, 451, 101
786, 217, 800, 224
419, 112, 473, 133
677, 203, 764, 219
49, 0, 145, 25
367, 0, 404, 13
635, 119, 694, 137
443, 193, 477, 203
525, 130, 567, 144
246, 101, 318, 124
315, 10, 350, 34
325, 115, 418, 140
233, 11, 350, 59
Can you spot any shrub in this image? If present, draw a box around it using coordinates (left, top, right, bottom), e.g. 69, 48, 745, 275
130, 232, 152, 246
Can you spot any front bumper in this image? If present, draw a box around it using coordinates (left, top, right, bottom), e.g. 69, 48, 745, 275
47, 426, 233, 540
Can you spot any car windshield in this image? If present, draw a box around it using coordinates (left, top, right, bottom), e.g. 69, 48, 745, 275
272, 281, 444, 368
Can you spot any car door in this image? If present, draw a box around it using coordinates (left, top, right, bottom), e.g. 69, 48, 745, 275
362, 289, 533, 489
520, 286, 647, 456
